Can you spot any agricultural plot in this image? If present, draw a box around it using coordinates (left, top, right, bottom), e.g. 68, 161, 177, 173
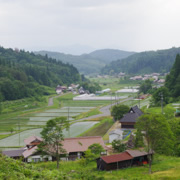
34, 112, 80, 117
63, 121, 98, 138
45, 107, 94, 113
0, 121, 98, 148
0, 128, 43, 147
62, 100, 111, 107
25, 107, 96, 125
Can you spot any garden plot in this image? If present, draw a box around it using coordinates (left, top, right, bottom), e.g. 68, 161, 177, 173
0, 121, 98, 147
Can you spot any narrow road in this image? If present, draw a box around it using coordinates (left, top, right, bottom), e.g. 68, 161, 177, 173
48, 94, 64, 106
48, 97, 54, 106
80, 97, 133, 120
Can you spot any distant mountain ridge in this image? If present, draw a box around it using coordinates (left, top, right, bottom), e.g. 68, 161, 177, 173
101, 47, 180, 75
35, 49, 135, 75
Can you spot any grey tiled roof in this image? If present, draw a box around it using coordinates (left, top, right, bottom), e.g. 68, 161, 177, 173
131, 105, 143, 116
120, 105, 143, 123
2, 149, 25, 157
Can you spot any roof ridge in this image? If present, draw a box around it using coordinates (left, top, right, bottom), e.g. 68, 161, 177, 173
64, 136, 102, 140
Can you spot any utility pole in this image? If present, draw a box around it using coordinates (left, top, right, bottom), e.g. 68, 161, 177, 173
18, 116, 20, 147
67, 101, 70, 137
138, 94, 140, 109
160, 93, 164, 114
111, 92, 112, 108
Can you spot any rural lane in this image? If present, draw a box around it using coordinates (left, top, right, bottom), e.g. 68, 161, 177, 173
80, 97, 133, 120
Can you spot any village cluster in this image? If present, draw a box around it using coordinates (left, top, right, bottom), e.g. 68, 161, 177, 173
2, 105, 151, 171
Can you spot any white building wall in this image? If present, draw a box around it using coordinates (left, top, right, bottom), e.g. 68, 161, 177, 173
27, 155, 52, 163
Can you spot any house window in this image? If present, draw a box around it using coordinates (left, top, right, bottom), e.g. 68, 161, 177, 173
33, 158, 40, 162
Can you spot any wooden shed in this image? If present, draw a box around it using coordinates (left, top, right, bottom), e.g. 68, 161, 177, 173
97, 150, 153, 171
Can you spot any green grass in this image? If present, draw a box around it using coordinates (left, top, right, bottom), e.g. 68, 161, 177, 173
144, 104, 176, 119
33, 154, 180, 180
78, 117, 113, 137
0, 134, 11, 140
2, 153, 180, 180
90, 77, 140, 92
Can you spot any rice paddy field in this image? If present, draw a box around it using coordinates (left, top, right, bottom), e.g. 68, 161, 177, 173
0, 121, 98, 148
0, 78, 146, 150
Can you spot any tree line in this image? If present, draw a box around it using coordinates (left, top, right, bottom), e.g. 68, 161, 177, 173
101, 47, 180, 75
0, 46, 82, 101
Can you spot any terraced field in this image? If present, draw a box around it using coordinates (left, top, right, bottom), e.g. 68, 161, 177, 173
0, 121, 98, 148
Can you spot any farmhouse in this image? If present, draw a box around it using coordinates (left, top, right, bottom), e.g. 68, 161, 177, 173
2, 136, 106, 162
97, 150, 153, 171
120, 105, 143, 128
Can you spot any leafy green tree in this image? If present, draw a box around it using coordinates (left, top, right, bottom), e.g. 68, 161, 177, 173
139, 80, 152, 94
134, 129, 144, 148
136, 114, 175, 174
152, 86, 170, 106
111, 104, 129, 121
39, 117, 69, 169
84, 149, 96, 164
112, 139, 127, 152
88, 143, 104, 156
169, 118, 180, 156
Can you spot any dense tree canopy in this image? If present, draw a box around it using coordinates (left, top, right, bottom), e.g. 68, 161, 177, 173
165, 54, 180, 98
0, 46, 82, 101
111, 104, 129, 121
101, 47, 180, 75
139, 80, 153, 94
136, 113, 175, 173
152, 86, 170, 106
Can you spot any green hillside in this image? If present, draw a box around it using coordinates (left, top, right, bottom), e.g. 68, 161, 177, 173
89, 49, 135, 64
35, 49, 135, 75
101, 47, 180, 75
0, 47, 81, 101
165, 54, 180, 98
1, 153, 180, 179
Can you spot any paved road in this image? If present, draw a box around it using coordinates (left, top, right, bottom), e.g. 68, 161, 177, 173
80, 97, 133, 120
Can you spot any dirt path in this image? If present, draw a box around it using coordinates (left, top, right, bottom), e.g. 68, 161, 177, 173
48, 94, 65, 106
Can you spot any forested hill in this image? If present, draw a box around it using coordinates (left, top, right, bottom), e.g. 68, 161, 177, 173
165, 54, 180, 98
101, 47, 180, 75
88, 49, 135, 64
0, 47, 81, 101
35, 49, 135, 75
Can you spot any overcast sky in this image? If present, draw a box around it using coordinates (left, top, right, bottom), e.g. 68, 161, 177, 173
0, 0, 180, 54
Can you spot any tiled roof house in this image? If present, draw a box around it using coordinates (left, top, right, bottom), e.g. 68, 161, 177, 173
120, 105, 143, 128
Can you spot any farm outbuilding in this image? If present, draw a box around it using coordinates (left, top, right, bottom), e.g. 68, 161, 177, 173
97, 150, 153, 171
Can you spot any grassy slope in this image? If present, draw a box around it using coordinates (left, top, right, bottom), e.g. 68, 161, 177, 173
34, 155, 180, 180
78, 117, 113, 137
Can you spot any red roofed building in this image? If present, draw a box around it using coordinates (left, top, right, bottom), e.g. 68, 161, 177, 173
97, 150, 153, 171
